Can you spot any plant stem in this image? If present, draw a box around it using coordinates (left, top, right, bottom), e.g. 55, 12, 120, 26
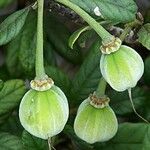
36, 0, 45, 79
56, 0, 114, 43
119, 26, 131, 42
95, 77, 107, 98
120, 19, 142, 41
48, 137, 52, 150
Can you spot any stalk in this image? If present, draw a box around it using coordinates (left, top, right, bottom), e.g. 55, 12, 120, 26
95, 77, 107, 98
36, 0, 45, 79
56, 0, 114, 43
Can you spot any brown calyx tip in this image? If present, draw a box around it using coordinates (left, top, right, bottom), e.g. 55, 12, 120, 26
100, 37, 122, 54
30, 77, 54, 91
89, 93, 110, 109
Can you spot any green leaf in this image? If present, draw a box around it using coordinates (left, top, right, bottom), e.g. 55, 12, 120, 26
70, 0, 137, 23
138, 23, 150, 50
0, 7, 30, 46
108, 87, 146, 116
45, 66, 72, 97
69, 26, 91, 49
18, 10, 36, 74
0, 132, 23, 150
95, 123, 150, 150
70, 40, 101, 105
22, 130, 48, 150
144, 56, 150, 85
45, 13, 82, 64
0, 79, 26, 115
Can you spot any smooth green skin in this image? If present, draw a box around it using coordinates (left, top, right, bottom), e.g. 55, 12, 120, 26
74, 99, 118, 144
19, 85, 69, 139
100, 45, 144, 91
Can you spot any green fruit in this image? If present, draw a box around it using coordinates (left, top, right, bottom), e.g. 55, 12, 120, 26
19, 85, 69, 139
74, 97, 118, 144
100, 45, 144, 91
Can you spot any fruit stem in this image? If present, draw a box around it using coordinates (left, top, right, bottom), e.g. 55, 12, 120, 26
120, 19, 142, 41
56, 0, 114, 43
95, 77, 107, 98
128, 88, 149, 123
35, 0, 46, 80
48, 137, 52, 150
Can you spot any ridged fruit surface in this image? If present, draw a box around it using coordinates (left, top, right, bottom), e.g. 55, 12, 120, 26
74, 98, 118, 144
100, 45, 144, 91
19, 85, 69, 139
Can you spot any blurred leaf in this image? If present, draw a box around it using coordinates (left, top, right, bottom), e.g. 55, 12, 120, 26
140, 92, 150, 120
138, 23, 150, 50
45, 66, 71, 97
18, 10, 37, 74
64, 125, 93, 150
69, 26, 91, 49
44, 41, 56, 66
6, 33, 23, 77
0, 66, 10, 80
0, 132, 23, 150
0, 79, 26, 115
70, 0, 137, 23
0, 0, 14, 9
0, 0, 15, 8
22, 130, 48, 150
0, 80, 4, 91
95, 123, 150, 150
70, 40, 101, 105
108, 87, 146, 116
144, 10, 150, 23
0, 113, 10, 125
0, 7, 30, 45
144, 56, 150, 86
0, 113, 23, 136
45, 13, 82, 64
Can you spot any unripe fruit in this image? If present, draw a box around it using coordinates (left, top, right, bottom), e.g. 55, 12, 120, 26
19, 85, 69, 139
100, 45, 144, 92
74, 94, 118, 144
